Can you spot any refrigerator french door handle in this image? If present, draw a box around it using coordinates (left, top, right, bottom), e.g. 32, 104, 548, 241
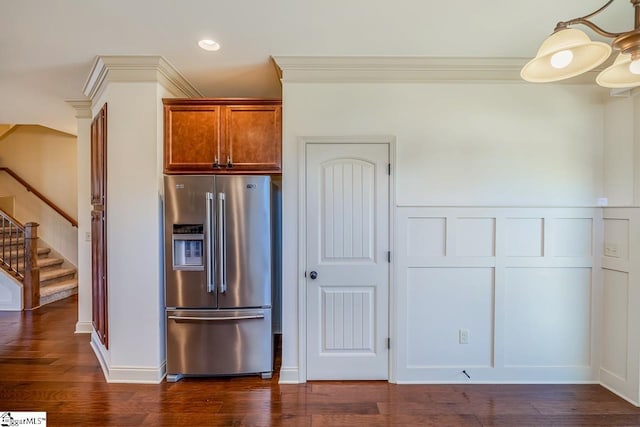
205, 192, 215, 293
218, 192, 227, 293
168, 314, 265, 321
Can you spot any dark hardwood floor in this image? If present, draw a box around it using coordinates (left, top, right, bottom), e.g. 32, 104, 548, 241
1, 296, 640, 426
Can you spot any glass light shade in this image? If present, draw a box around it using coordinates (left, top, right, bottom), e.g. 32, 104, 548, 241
521, 28, 611, 82
550, 50, 574, 69
198, 39, 220, 51
596, 53, 640, 88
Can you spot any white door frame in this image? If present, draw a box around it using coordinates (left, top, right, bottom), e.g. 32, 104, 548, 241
297, 135, 397, 383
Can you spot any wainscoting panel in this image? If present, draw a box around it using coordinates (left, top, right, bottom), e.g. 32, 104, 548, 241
406, 217, 446, 257
396, 207, 600, 383
551, 218, 593, 258
603, 218, 629, 261
456, 218, 495, 257
601, 269, 628, 381
600, 208, 640, 405
505, 218, 543, 257
406, 267, 494, 368
504, 267, 591, 367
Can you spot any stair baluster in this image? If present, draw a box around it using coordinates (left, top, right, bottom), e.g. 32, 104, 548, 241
0, 210, 40, 309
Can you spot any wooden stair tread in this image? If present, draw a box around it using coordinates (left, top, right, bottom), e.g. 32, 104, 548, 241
37, 247, 51, 256
38, 278, 77, 306
1, 247, 50, 257
17, 257, 63, 273
39, 278, 77, 297
40, 267, 76, 283
0, 237, 25, 243
36, 257, 63, 269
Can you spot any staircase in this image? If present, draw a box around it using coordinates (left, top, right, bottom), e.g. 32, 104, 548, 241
1, 230, 78, 307
0, 222, 77, 309
0, 166, 78, 310
36, 246, 77, 306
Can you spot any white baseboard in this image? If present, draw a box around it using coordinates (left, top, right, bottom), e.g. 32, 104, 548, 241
75, 321, 93, 334
90, 333, 165, 384
278, 367, 304, 384
600, 380, 640, 407
90, 333, 109, 382
107, 363, 166, 384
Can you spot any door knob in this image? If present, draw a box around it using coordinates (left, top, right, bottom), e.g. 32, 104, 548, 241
309, 271, 318, 280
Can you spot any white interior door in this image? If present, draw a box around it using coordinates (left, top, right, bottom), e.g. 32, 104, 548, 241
306, 142, 389, 380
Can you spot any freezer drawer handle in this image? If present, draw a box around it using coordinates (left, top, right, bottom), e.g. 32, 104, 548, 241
168, 315, 265, 321
206, 192, 215, 293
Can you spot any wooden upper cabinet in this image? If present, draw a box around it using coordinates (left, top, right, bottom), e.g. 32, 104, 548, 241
224, 105, 281, 172
163, 99, 282, 174
164, 104, 221, 172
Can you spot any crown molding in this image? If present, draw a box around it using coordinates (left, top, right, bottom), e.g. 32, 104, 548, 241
82, 55, 202, 100
271, 56, 605, 85
65, 99, 93, 119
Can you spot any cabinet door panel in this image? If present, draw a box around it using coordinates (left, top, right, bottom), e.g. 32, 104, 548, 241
91, 104, 106, 205
223, 105, 281, 172
165, 106, 221, 172
91, 208, 108, 348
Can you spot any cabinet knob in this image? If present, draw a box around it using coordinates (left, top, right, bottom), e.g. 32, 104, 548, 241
227, 155, 233, 168
213, 156, 220, 168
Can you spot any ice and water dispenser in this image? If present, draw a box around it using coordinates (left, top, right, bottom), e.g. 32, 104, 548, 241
171, 224, 204, 270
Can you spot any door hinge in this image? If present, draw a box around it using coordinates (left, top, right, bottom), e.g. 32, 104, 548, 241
386, 337, 391, 349
387, 251, 391, 263
387, 163, 391, 175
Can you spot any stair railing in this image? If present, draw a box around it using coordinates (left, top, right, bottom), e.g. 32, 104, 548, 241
0, 167, 77, 228
0, 210, 40, 309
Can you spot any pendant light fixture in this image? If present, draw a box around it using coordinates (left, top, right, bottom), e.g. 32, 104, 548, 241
521, 0, 640, 88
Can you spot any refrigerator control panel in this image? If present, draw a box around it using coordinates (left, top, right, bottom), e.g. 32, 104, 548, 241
172, 224, 204, 271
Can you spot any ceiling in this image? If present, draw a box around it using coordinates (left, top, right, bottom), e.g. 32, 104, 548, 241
0, 0, 631, 135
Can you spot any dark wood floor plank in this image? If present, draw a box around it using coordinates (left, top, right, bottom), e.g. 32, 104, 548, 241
2, 295, 640, 427
311, 414, 483, 427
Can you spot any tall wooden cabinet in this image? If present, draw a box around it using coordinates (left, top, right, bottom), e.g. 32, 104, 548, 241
90, 103, 108, 348
163, 99, 281, 174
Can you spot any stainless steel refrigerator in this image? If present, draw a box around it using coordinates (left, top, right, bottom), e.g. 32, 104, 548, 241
164, 175, 273, 381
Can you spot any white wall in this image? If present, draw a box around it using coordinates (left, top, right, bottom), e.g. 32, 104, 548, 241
88, 82, 166, 382
603, 96, 634, 206
81, 55, 199, 383
0, 269, 22, 311
279, 80, 607, 383
0, 125, 78, 264
285, 83, 604, 206
74, 104, 92, 333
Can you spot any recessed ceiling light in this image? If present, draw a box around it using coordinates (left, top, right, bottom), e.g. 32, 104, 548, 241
198, 39, 221, 51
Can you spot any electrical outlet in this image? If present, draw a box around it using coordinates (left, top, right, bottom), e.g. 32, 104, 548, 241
459, 329, 469, 344
85, 232, 91, 242
604, 243, 619, 257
